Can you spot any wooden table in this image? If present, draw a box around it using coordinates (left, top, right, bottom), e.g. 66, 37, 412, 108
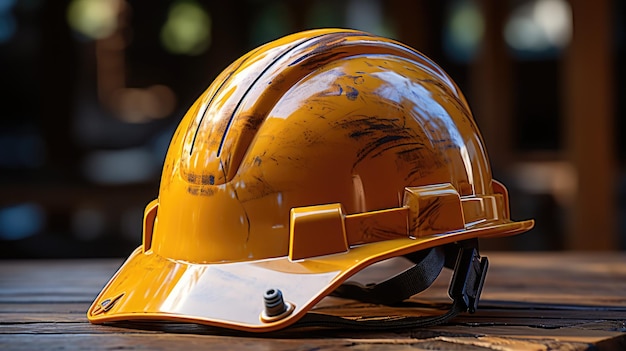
1, 252, 625, 350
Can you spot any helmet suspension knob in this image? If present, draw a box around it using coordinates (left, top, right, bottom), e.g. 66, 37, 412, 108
263, 288, 286, 317
260, 288, 294, 323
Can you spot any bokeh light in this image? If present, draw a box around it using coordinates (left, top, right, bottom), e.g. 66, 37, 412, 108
160, 0, 211, 56
444, 0, 484, 62
504, 0, 572, 55
67, 0, 120, 40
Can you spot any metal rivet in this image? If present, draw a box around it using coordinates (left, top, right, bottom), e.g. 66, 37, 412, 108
91, 293, 124, 316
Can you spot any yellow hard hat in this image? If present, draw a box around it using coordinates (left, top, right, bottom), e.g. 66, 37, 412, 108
88, 29, 534, 332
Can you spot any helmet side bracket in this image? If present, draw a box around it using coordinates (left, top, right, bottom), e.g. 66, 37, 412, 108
288, 183, 509, 261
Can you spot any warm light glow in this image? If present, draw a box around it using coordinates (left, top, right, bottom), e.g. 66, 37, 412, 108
111, 85, 177, 123
510, 161, 576, 206
161, 0, 211, 55
67, 0, 121, 39
75, 0, 179, 124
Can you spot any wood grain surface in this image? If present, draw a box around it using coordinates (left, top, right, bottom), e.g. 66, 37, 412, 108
1, 252, 625, 350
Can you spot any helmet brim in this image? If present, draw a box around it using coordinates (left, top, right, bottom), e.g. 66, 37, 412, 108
87, 219, 533, 332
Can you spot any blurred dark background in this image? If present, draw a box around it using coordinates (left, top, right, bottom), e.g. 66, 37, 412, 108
0, 0, 624, 258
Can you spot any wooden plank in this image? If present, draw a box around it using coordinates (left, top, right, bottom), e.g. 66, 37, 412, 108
0, 254, 624, 351
0, 302, 89, 323
1, 322, 622, 351
0, 260, 118, 303
479, 253, 626, 307
0, 303, 85, 313
0, 333, 609, 351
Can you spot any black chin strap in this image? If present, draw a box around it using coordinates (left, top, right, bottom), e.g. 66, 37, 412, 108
295, 240, 489, 330
329, 247, 446, 305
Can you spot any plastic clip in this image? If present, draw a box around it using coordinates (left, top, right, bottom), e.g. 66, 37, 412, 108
448, 247, 489, 313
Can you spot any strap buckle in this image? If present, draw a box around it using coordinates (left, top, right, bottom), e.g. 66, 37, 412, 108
448, 246, 489, 313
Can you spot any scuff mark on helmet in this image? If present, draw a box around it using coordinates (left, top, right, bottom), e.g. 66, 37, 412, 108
345, 86, 359, 101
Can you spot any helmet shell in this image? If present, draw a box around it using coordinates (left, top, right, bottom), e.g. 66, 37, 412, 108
153, 29, 493, 263
88, 29, 533, 332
